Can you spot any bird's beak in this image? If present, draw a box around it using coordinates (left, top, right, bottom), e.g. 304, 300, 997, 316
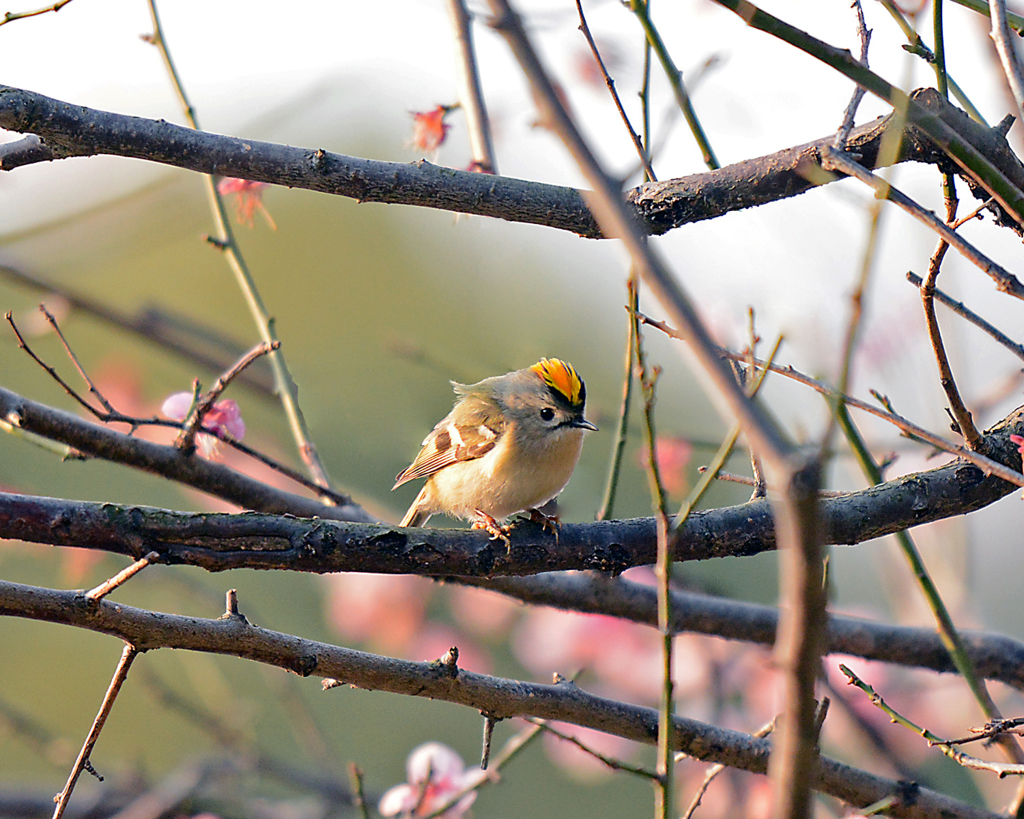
573, 417, 598, 432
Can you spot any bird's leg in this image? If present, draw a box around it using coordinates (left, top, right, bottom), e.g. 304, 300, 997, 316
472, 510, 512, 548
526, 507, 560, 540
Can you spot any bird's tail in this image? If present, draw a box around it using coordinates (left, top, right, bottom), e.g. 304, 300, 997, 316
400, 486, 433, 528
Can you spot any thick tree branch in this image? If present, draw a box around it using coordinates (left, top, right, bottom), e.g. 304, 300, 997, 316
1, 85, 1020, 238
0, 578, 1003, 819
0, 385, 373, 523
470, 574, 1024, 691
0, 405, 1021, 575
5, 388, 1020, 569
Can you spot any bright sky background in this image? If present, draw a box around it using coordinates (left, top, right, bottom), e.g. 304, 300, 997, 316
2, 0, 1022, 474
3, 0, 1022, 434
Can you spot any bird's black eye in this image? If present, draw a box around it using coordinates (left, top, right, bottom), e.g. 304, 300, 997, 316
540, 407, 555, 422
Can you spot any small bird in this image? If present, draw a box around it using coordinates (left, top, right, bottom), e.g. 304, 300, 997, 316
394, 358, 597, 541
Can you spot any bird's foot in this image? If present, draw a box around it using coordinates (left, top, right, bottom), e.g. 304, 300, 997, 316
526, 508, 560, 541
472, 511, 512, 549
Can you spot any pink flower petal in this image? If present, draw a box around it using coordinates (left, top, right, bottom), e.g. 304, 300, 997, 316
161, 391, 194, 421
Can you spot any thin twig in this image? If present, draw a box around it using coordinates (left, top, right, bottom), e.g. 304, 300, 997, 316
639, 312, 1024, 487
597, 280, 638, 521
445, 0, 497, 173
822, 140, 887, 463
917, 176, 983, 449
480, 715, 497, 769
744, 310, 767, 497
0, 0, 73, 25
991, 0, 1024, 124
524, 718, 658, 779
877, 0, 987, 123
841, 664, 1024, 776
145, 0, 336, 494
175, 340, 278, 453
833, 0, 872, 149
679, 718, 775, 819
822, 147, 1024, 300
39, 305, 116, 413
348, 764, 370, 819
674, 334, 783, 529
933, 0, 949, 99
905, 271, 1024, 363
633, 283, 674, 819
952, 197, 997, 228
834, 407, 1024, 772
627, 0, 719, 169
574, 0, 656, 180
6, 311, 106, 418
699, 467, 846, 496
7, 315, 353, 504
52, 644, 138, 819
952, 0, 1024, 30
639, 0, 654, 182
85, 552, 160, 601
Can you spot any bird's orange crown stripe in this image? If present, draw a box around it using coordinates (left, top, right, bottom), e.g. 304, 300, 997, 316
530, 358, 584, 406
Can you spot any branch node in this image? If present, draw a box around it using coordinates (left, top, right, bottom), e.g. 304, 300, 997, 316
437, 645, 460, 678
221, 588, 248, 623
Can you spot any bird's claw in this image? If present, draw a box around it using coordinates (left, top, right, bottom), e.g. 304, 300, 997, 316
526, 507, 560, 535
472, 511, 512, 549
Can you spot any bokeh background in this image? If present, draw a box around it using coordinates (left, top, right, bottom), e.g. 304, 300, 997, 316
3, 0, 1024, 815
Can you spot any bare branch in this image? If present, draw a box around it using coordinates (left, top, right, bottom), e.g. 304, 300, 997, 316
0, 385, 372, 522
2, 85, 1021, 239
52, 644, 138, 819
0, 578, 1004, 819
1, 401, 1021, 575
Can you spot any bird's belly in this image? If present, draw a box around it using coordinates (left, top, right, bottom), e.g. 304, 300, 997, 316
430, 429, 585, 520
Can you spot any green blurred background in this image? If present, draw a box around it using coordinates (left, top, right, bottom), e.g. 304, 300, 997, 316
5, 0, 1024, 814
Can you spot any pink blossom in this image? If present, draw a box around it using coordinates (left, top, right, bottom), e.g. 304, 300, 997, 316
217, 177, 276, 229
540, 723, 636, 782
446, 584, 518, 638
324, 573, 429, 654
640, 435, 693, 496
1010, 434, 1024, 456
379, 742, 488, 818
161, 392, 246, 458
514, 605, 709, 703
570, 39, 622, 90
410, 105, 456, 153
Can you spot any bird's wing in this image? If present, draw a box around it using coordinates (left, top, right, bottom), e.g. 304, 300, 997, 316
393, 403, 504, 488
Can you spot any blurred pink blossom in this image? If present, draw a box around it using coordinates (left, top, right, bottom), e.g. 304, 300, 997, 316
640, 435, 693, 496
324, 573, 430, 654
539, 722, 636, 782
410, 105, 455, 153
446, 585, 519, 638
379, 742, 488, 818
161, 392, 245, 458
514, 605, 710, 703
407, 622, 492, 675
217, 177, 276, 229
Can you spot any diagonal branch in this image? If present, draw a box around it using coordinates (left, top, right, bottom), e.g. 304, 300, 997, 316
2, 85, 1021, 239
466, 573, 1024, 692
1, 404, 1021, 575
0, 578, 1004, 819
0, 385, 372, 522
